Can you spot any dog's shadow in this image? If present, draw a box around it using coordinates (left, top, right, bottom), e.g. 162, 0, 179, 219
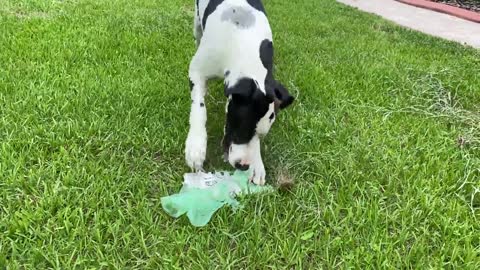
203, 80, 230, 172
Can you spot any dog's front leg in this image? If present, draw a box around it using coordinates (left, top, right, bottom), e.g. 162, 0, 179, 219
249, 135, 266, 185
185, 71, 207, 171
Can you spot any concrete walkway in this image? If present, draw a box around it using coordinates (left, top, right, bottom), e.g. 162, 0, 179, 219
337, 0, 480, 48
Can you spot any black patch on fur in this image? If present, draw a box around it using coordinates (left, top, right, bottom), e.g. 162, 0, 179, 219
203, 0, 225, 29
225, 77, 254, 97
196, 0, 200, 18
269, 112, 275, 120
225, 70, 230, 77
246, 0, 266, 14
189, 79, 194, 91
200, 102, 205, 107
223, 78, 272, 147
259, 39, 274, 82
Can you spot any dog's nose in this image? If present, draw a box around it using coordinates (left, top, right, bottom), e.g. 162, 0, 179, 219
234, 162, 249, 171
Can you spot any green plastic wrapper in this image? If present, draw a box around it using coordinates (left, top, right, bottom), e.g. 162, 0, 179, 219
161, 170, 273, 227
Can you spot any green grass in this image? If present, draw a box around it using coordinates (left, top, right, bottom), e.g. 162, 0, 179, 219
1, 0, 480, 268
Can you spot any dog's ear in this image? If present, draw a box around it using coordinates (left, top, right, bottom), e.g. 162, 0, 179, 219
268, 80, 294, 109
224, 78, 256, 99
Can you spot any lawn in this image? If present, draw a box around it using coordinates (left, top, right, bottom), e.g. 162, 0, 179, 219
1, 0, 480, 268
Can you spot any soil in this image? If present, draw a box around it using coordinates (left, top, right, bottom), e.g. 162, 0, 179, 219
430, 0, 480, 13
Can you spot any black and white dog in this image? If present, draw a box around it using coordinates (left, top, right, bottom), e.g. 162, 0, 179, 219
185, 0, 294, 185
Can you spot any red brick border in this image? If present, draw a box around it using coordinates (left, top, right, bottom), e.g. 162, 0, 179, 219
395, 0, 480, 23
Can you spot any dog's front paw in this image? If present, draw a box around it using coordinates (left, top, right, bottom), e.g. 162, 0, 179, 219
185, 129, 207, 171
250, 160, 266, 186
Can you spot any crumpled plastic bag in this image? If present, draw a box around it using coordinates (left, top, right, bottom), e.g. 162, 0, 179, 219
161, 170, 273, 227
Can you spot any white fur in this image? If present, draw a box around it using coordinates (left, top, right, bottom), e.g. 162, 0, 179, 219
185, 77, 207, 170
228, 143, 249, 167
248, 135, 266, 185
186, 0, 273, 184
192, 0, 272, 83
256, 102, 275, 135
227, 135, 265, 185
